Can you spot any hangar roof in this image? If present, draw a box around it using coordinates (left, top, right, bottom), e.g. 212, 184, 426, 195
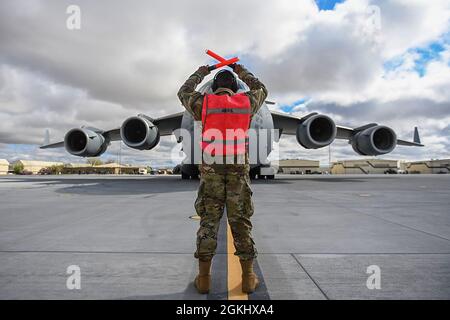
12, 160, 64, 166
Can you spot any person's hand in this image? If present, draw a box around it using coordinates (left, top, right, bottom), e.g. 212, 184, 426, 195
197, 65, 210, 76
231, 63, 244, 74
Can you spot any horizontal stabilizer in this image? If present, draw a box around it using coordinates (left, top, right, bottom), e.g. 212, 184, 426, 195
397, 126, 424, 147
40, 129, 64, 149
40, 141, 65, 149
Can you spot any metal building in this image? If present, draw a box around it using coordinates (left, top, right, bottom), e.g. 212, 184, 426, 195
9, 160, 64, 174
331, 159, 398, 174
405, 159, 450, 174
0, 159, 9, 175
62, 162, 145, 175
278, 159, 320, 174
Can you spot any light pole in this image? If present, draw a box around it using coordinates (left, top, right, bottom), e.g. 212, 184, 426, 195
328, 144, 331, 173
118, 141, 122, 175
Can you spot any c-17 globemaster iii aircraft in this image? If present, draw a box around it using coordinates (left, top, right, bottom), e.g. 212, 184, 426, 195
41, 78, 423, 179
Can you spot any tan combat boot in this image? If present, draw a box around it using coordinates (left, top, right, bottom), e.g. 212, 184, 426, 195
240, 259, 259, 293
194, 260, 212, 294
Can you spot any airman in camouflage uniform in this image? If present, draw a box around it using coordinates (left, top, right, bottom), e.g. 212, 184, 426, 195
178, 64, 267, 294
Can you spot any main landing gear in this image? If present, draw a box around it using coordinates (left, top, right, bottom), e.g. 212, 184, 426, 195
250, 166, 275, 180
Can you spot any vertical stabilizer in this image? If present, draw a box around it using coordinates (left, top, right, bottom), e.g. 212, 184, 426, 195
43, 129, 50, 146
413, 127, 421, 144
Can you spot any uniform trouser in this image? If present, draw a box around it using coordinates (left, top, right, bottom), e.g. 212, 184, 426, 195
194, 165, 257, 261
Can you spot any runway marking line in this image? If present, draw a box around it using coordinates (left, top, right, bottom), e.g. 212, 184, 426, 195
226, 221, 248, 300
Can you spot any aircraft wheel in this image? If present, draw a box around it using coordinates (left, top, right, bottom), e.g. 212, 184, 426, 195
181, 172, 190, 180
250, 167, 259, 180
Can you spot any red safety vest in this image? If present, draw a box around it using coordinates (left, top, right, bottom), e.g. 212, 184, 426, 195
201, 93, 251, 156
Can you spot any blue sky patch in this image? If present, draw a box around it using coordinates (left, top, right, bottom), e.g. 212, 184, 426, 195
279, 98, 309, 113
413, 42, 445, 76
384, 33, 448, 77
383, 56, 404, 72
315, 0, 345, 11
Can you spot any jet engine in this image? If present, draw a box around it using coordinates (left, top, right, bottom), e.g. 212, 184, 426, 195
296, 114, 337, 149
64, 128, 108, 157
351, 125, 397, 155
120, 115, 160, 150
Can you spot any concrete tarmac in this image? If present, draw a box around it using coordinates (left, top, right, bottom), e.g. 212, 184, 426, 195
0, 174, 449, 299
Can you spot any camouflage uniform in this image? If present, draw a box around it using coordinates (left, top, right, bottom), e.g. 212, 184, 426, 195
178, 65, 268, 261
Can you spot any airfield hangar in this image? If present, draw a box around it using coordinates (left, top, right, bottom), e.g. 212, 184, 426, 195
7, 160, 146, 175
9, 160, 64, 175
405, 159, 450, 174
277, 159, 321, 174
0, 159, 9, 175
62, 162, 145, 175
331, 159, 399, 174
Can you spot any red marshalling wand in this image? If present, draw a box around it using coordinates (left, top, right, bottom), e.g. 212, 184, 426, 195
206, 49, 239, 71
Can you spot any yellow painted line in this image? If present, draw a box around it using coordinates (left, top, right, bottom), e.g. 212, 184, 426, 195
227, 221, 248, 300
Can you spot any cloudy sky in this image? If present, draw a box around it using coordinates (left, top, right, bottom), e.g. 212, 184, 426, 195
0, 0, 449, 167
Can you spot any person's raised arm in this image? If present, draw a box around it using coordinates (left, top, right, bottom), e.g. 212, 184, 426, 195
233, 64, 268, 114
178, 66, 209, 120
177, 66, 210, 121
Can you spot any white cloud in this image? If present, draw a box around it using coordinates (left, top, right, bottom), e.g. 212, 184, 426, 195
0, 0, 449, 165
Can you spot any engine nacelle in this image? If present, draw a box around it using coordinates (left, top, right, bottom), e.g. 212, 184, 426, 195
296, 114, 337, 149
120, 115, 160, 150
64, 128, 107, 157
351, 125, 397, 156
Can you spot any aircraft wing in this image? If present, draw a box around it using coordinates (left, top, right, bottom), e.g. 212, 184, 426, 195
271, 110, 355, 139
40, 112, 184, 149
153, 112, 184, 136
270, 110, 424, 146
271, 110, 302, 135
97, 112, 184, 141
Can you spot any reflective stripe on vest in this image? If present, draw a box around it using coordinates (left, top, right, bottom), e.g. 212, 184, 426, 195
202, 138, 248, 143
201, 93, 251, 156
206, 108, 251, 115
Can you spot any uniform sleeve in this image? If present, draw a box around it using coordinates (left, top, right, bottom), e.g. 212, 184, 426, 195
177, 69, 208, 121
236, 66, 268, 115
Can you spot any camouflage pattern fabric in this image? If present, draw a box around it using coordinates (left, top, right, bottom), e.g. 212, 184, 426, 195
177, 64, 267, 262
194, 164, 257, 261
